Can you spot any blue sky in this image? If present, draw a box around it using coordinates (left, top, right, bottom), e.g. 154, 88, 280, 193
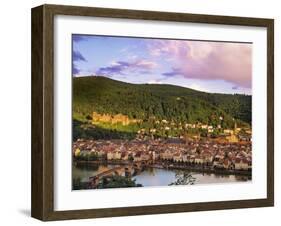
72, 34, 252, 94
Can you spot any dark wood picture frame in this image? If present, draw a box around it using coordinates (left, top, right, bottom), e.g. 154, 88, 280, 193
31, 4, 274, 221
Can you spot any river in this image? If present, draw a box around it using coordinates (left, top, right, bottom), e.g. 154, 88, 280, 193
73, 163, 251, 188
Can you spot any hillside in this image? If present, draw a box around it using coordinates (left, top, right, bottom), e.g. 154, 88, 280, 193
73, 76, 251, 140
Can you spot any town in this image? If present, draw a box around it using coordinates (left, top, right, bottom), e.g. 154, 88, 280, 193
73, 137, 252, 174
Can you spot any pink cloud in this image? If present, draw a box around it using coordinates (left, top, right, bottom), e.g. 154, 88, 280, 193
148, 40, 252, 88
133, 59, 158, 69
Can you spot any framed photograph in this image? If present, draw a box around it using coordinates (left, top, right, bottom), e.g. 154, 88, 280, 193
31, 4, 274, 221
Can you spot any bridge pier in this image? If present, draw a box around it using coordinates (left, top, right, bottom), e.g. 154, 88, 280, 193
88, 161, 152, 188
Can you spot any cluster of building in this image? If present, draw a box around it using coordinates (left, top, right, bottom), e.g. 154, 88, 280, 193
136, 121, 218, 135
73, 138, 252, 172
136, 119, 252, 142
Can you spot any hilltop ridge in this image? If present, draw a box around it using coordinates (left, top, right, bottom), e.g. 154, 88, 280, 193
73, 76, 251, 127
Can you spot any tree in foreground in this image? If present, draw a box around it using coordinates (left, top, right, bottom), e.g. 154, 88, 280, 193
97, 175, 143, 189
169, 172, 196, 186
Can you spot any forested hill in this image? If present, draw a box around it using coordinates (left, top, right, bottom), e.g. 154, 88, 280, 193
73, 76, 251, 128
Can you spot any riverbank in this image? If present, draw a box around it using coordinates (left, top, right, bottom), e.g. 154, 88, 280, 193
74, 160, 252, 177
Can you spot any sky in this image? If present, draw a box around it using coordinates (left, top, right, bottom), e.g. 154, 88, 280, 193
72, 34, 252, 94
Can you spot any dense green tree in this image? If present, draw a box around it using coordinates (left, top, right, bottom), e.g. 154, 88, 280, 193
97, 176, 142, 189
73, 76, 252, 140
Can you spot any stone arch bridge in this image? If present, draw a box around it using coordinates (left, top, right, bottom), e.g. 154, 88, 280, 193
88, 161, 152, 188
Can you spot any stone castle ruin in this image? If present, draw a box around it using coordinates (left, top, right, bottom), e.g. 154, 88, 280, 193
92, 112, 141, 126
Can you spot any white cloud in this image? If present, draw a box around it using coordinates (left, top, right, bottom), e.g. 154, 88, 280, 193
189, 83, 209, 92
147, 79, 163, 84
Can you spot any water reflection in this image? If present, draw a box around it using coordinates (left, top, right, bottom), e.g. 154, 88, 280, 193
73, 163, 118, 182
73, 163, 251, 186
